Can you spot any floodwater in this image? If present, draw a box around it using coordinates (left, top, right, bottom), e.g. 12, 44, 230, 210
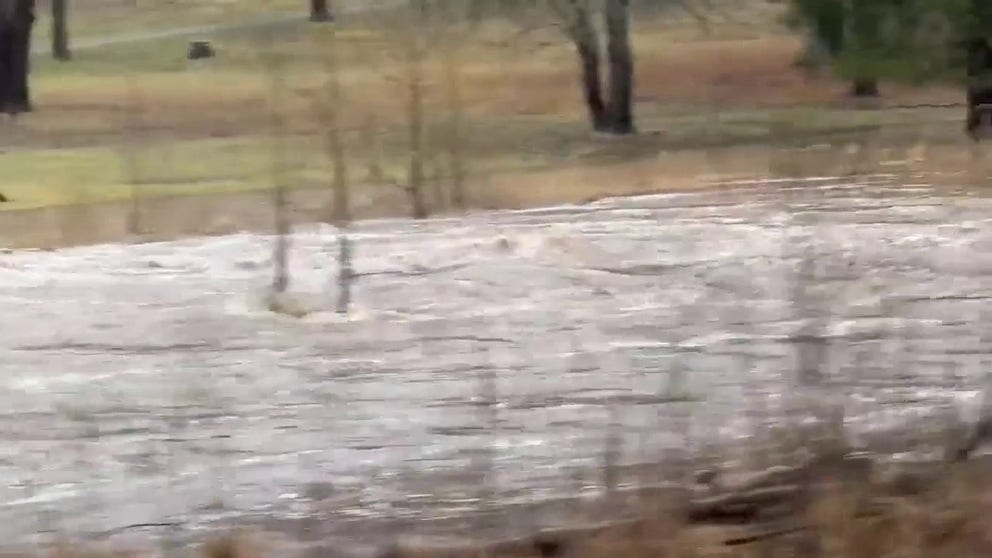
1, 174, 991, 552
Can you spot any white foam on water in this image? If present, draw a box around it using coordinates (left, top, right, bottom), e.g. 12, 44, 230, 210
0, 178, 990, 546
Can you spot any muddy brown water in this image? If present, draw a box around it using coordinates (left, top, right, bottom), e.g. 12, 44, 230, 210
1, 174, 990, 553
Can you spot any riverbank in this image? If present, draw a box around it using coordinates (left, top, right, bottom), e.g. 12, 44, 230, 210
1, 135, 990, 250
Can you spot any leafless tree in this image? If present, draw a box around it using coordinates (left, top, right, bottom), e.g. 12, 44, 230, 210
52, 0, 69, 60
439, 2, 467, 209
550, 0, 634, 134
404, 1, 430, 218
313, 22, 354, 313
119, 75, 146, 236
355, 0, 477, 218
264, 41, 291, 294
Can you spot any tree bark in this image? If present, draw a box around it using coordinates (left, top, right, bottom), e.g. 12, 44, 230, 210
0, 0, 35, 114
604, 0, 634, 134
52, 0, 69, 60
310, 0, 332, 22
563, 1, 608, 132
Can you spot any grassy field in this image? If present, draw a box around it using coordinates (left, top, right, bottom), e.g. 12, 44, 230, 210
31, 0, 308, 47
1, 1, 984, 231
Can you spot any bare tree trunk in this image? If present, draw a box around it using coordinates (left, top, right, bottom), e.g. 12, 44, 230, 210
0, 0, 35, 114
52, 0, 69, 61
0, 12, 16, 112
266, 47, 290, 294
429, 141, 445, 210
322, 27, 348, 226
407, 54, 428, 219
966, 36, 992, 140
604, 0, 634, 134
320, 23, 353, 314
121, 75, 146, 236
404, 1, 428, 219
310, 0, 332, 22
362, 112, 384, 182
441, 25, 466, 209
10, 0, 33, 111
562, 1, 608, 132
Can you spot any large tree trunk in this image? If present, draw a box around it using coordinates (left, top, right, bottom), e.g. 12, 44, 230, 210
310, 0, 332, 22
967, 1, 992, 140
603, 0, 634, 134
0, 0, 35, 114
563, 1, 608, 132
966, 41, 992, 140
52, 0, 69, 60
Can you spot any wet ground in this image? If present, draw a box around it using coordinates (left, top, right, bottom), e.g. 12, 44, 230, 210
1, 174, 991, 553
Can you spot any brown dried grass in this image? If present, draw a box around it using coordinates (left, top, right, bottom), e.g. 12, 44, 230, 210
6, 460, 991, 558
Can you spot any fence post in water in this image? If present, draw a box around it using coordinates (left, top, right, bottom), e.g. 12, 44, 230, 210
119, 74, 146, 238
313, 20, 353, 314
336, 234, 352, 313
473, 344, 500, 535
602, 402, 621, 505
264, 35, 291, 295
329, 36, 353, 316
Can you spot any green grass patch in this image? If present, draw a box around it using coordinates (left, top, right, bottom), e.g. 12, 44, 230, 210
0, 135, 312, 210
0, 105, 961, 212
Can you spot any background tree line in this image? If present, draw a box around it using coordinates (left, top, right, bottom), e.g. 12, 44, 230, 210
788, 0, 992, 94
4, 0, 992, 136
